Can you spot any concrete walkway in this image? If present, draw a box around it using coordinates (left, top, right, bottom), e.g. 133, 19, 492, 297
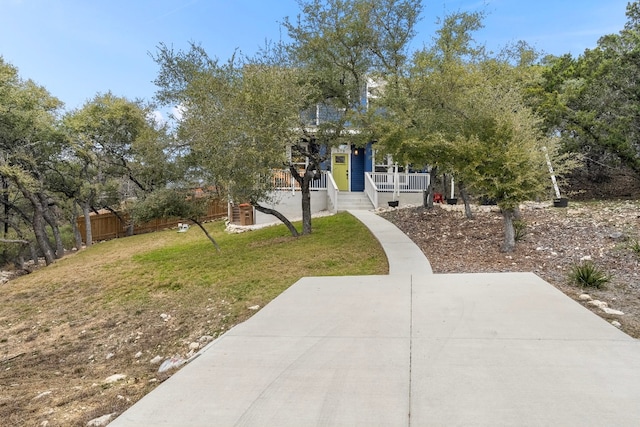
111, 210, 640, 426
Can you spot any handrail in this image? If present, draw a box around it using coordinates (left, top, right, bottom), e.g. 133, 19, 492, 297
367, 172, 429, 192
326, 172, 339, 213
272, 169, 327, 191
364, 172, 379, 208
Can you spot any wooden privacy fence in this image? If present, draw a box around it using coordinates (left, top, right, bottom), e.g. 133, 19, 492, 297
77, 199, 228, 244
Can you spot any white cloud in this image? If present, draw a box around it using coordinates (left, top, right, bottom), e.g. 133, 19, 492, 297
172, 104, 186, 122
147, 110, 166, 127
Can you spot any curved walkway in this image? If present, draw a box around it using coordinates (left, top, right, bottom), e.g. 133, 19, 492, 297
111, 211, 640, 426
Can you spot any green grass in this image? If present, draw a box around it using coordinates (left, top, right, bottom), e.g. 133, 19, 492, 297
5, 212, 388, 325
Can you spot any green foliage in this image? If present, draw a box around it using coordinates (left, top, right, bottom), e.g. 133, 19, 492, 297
131, 188, 209, 224
568, 261, 611, 289
513, 219, 527, 242
531, 2, 640, 182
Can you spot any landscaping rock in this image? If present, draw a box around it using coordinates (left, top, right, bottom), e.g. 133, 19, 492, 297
86, 412, 117, 426
104, 374, 126, 384
158, 357, 186, 373
609, 231, 628, 241
150, 355, 163, 364
602, 307, 625, 315
587, 300, 608, 309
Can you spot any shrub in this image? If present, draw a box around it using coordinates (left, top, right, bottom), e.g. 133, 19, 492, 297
513, 220, 527, 242
568, 261, 610, 289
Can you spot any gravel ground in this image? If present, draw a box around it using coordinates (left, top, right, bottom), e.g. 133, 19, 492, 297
380, 200, 640, 338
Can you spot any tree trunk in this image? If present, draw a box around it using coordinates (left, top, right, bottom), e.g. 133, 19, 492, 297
301, 176, 312, 235
82, 201, 93, 246
189, 218, 221, 252
32, 208, 55, 265
2, 176, 9, 262
28, 243, 39, 266
425, 166, 438, 209
459, 182, 474, 219
290, 163, 313, 235
15, 183, 55, 265
513, 205, 522, 221
48, 221, 65, 259
70, 204, 83, 250
501, 208, 516, 253
253, 204, 299, 237
16, 254, 25, 270
38, 194, 64, 259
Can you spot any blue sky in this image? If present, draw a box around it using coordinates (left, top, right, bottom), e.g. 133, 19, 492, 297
0, 0, 631, 115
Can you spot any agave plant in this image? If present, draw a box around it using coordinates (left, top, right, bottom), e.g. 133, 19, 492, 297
568, 261, 610, 289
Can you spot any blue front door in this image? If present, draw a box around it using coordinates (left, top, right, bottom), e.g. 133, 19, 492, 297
351, 146, 365, 191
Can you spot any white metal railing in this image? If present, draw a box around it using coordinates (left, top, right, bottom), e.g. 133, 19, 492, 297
326, 172, 339, 213
364, 172, 379, 208
367, 172, 430, 193
272, 169, 328, 193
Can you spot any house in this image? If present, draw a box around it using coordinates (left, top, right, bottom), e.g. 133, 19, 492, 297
231, 78, 431, 225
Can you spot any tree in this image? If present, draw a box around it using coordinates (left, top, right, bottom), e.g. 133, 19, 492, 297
152, 43, 313, 237
63, 93, 174, 245
373, 11, 487, 208
282, 0, 422, 233
0, 57, 68, 265
375, 12, 564, 252
532, 1, 640, 189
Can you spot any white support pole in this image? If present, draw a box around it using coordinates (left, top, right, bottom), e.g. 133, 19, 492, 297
450, 176, 455, 199
543, 147, 561, 199
393, 162, 399, 200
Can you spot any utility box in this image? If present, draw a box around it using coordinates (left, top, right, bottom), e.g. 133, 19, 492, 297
238, 203, 254, 226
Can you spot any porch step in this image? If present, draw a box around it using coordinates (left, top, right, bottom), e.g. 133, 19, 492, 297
335, 192, 374, 211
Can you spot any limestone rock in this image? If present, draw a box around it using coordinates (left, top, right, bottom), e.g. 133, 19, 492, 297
602, 307, 624, 315
587, 300, 608, 309
158, 357, 186, 373
104, 374, 126, 384
609, 231, 627, 241
150, 355, 163, 364
86, 413, 117, 426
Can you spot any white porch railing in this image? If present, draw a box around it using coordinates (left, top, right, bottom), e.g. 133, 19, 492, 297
326, 172, 339, 213
364, 172, 379, 208
272, 169, 328, 193
367, 172, 430, 193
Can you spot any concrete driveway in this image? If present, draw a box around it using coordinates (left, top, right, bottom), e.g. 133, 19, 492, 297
110, 211, 640, 426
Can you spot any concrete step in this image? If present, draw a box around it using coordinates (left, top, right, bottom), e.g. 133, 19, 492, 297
336, 192, 374, 211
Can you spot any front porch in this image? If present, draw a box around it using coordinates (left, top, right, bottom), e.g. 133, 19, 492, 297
235, 170, 430, 225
